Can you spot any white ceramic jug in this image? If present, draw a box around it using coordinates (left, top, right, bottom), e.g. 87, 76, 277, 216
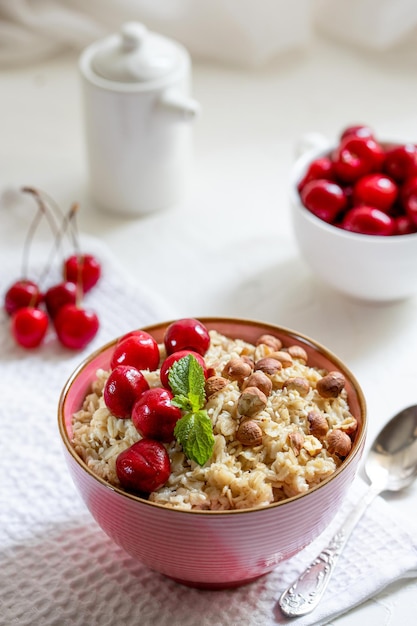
79, 22, 200, 216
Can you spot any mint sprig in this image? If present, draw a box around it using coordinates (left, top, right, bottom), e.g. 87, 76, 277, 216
169, 355, 215, 466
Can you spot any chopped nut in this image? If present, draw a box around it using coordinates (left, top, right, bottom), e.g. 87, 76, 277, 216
316, 372, 346, 398
287, 345, 308, 363
326, 429, 352, 457
269, 351, 293, 368
241, 371, 272, 396
236, 420, 263, 446
256, 334, 282, 351
304, 435, 323, 456
282, 377, 310, 396
254, 357, 282, 375
307, 410, 329, 437
288, 431, 305, 456
340, 417, 358, 436
205, 376, 228, 397
222, 358, 252, 385
237, 386, 268, 417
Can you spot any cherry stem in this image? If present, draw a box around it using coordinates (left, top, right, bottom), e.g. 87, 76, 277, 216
22, 187, 62, 286
67, 203, 83, 307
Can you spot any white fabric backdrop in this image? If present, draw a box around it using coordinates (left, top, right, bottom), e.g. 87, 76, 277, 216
1, 0, 417, 69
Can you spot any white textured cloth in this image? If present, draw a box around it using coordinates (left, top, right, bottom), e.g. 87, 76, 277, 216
1, 238, 417, 626
1, 0, 417, 69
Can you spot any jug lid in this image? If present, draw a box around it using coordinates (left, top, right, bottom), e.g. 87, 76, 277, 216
90, 22, 181, 83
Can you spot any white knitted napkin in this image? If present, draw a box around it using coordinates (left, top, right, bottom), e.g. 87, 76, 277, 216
1, 239, 416, 626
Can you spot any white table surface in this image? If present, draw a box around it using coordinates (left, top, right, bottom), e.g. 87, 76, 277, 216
1, 35, 417, 625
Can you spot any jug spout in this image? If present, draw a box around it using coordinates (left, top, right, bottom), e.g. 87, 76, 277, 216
158, 88, 200, 121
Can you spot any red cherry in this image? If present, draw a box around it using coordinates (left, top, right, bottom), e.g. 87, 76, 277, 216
11, 307, 48, 348
54, 304, 99, 349
393, 215, 417, 235
104, 365, 150, 418
44, 281, 77, 319
340, 124, 374, 142
300, 179, 347, 223
341, 206, 395, 236
111, 331, 160, 371
4, 280, 42, 316
401, 176, 417, 226
160, 350, 207, 389
353, 174, 398, 212
164, 318, 210, 356
297, 157, 334, 192
132, 388, 182, 442
64, 254, 101, 293
333, 136, 384, 183
383, 144, 417, 183
116, 439, 171, 494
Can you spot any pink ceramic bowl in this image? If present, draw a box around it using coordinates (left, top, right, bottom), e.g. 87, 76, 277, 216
58, 318, 366, 589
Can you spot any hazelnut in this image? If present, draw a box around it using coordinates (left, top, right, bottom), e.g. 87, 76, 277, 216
288, 431, 305, 456
326, 429, 352, 458
282, 377, 310, 397
236, 420, 263, 446
287, 345, 308, 363
205, 376, 228, 397
254, 357, 282, 375
269, 351, 293, 368
307, 410, 329, 438
256, 334, 282, 351
316, 372, 346, 398
240, 355, 255, 370
237, 386, 268, 417
222, 358, 252, 384
241, 371, 272, 396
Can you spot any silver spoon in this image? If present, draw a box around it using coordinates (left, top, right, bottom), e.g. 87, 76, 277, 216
279, 404, 417, 618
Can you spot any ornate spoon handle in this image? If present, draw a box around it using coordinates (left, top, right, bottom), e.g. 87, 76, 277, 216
278, 483, 381, 617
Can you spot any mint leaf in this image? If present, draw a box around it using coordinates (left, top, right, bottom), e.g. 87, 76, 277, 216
169, 354, 214, 465
170, 394, 193, 411
168, 354, 206, 412
174, 410, 215, 466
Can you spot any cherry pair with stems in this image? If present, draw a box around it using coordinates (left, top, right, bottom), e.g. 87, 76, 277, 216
4, 187, 101, 350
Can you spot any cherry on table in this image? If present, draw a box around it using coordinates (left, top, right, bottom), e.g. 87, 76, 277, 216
54, 303, 99, 350
64, 253, 101, 293
104, 365, 150, 419
160, 349, 207, 389
116, 439, 171, 494
300, 179, 347, 223
11, 307, 48, 348
341, 206, 395, 236
44, 281, 77, 319
132, 387, 182, 442
353, 173, 398, 212
111, 331, 160, 372
4, 280, 43, 316
164, 318, 210, 356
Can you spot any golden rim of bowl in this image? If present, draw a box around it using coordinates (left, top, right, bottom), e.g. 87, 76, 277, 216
58, 316, 367, 515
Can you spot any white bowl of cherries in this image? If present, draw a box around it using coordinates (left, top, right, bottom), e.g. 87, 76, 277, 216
290, 124, 417, 302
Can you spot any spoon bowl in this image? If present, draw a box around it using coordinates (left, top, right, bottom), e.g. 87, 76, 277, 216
365, 405, 417, 492
279, 404, 417, 617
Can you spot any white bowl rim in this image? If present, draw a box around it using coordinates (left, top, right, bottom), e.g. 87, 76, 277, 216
58, 316, 367, 516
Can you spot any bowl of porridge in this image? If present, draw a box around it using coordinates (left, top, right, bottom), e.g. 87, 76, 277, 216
58, 317, 366, 589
